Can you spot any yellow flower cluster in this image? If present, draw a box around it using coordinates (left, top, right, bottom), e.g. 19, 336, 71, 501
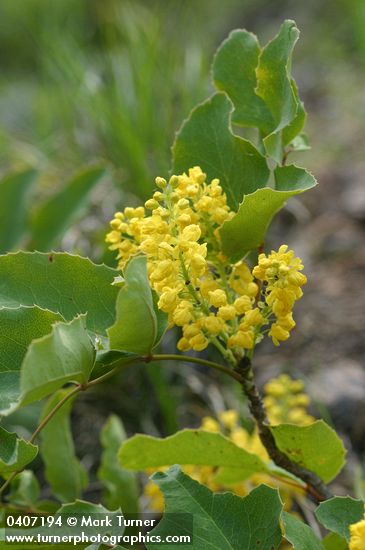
106, 167, 306, 354
253, 245, 307, 345
350, 513, 365, 550
144, 374, 312, 512
264, 374, 314, 425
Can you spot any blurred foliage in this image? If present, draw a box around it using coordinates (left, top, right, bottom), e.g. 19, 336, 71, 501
0, 0, 364, 257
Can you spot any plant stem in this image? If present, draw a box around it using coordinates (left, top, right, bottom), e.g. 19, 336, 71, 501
235, 356, 333, 502
147, 354, 242, 382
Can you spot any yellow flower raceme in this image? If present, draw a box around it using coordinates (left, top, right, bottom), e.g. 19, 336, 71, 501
350, 514, 365, 550
106, 167, 306, 352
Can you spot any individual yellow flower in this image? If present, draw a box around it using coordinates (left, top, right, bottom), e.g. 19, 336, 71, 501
350, 514, 365, 550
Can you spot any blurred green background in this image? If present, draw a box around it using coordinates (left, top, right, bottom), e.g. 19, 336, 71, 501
1, 0, 365, 499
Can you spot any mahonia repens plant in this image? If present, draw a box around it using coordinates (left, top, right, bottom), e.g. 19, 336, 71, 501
0, 20, 363, 550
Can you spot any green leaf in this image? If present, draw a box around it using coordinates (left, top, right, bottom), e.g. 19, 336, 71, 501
98, 415, 139, 513
29, 165, 105, 251
282, 512, 324, 549
256, 20, 300, 162
119, 429, 267, 481
270, 420, 346, 483
149, 467, 283, 549
91, 349, 139, 380
315, 496, 365, 542
0, 170, 37, 253
220, 165, 317, 259
0, 251, 119, 336
40, 390, 88, 502
0, 427, 38, 478
322, 532, 348, 550
56, 500, 123, 538
0, 306, 63, 415
282, 79, 306, 146
6, 470, 40, 508
20, 315, 95, 406
108, 255, 167, 355
212, 30, 273, 131
172, 93, 270, 209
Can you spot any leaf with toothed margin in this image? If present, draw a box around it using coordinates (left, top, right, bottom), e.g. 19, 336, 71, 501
172, 93, 270, 210
0, 251, 119, 337
0, 306, 63, 415
148, 467, 283, 549
220, 165, 317, 260
20, 315, 95, 406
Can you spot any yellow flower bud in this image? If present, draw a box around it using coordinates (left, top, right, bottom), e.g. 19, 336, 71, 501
155, 176, 167, 189
177, 337, 191, 351
181, 224, 201, 242
190, 333, 209, 351
203, 315, 225, 335
145, 199, 159, 210
208, 289, 227, 308
169, 175, 179, 188
158, 287, 179, 313
217, 305, 236, 321
243, 308, 264, 327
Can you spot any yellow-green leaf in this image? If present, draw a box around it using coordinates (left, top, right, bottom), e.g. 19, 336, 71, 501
270, 420, 346, 483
